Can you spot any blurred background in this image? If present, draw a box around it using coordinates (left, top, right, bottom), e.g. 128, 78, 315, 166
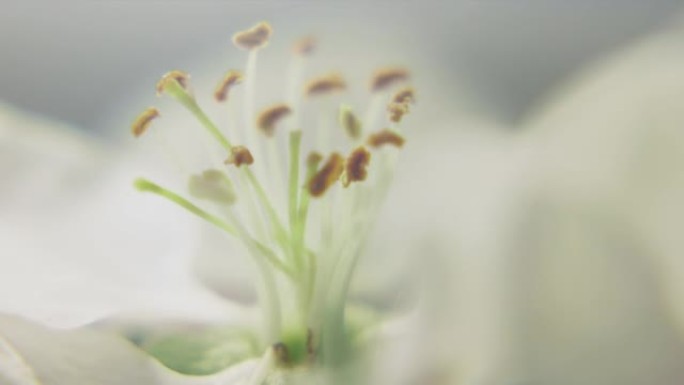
1, 1, 683, 132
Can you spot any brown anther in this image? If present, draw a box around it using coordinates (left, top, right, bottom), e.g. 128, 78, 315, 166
344, 146, 371, 187
339, 105, 362, 140
367, 129, 405, 148
392, 87, 416, 105
156, 70, 189, 96
131, 107, 160, 138
273, 342, 290, 365
307, 153, 344, 197
387, 102, 410, 123
292, 36, 316, 56
232, 21, 273, 50
370, 67, 409, 92
256, 103, 292, 136
224, 145, 254, 167
304, 73, 346, 97
214, 70, 244, 102
307, 152, 323, 169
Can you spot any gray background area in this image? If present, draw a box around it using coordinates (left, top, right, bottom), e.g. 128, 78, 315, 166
1, 1, 683, 131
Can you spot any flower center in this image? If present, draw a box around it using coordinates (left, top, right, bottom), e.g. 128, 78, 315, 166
131, 20, 415, 369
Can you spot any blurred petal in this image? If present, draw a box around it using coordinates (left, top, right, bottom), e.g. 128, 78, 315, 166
0, 104, 242, 328
0, 314, 259, 385
515, 19, 684, 385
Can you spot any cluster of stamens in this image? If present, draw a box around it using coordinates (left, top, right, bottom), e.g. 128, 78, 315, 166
131, 21, 415, 369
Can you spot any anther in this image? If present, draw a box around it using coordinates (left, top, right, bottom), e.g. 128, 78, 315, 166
304, 73, 346, 97
338, 105, 362, 140
307, 152, 323, 170
343, 146, 371, 187
232, 21, 273, 51
131, 107, 159, 138
307, 153, 344, 197
272, 342, 290, 366
387, 102, 410, 123
214, 70, 244, 102
224, 145, 254, 167
256, 103, 292, 137
156, 70, 190, 96
188, 169, 236, 205
292, 36, 316, 56
370, 67, 409, 92
367, 129, 405, 148
392, 87, 416, 105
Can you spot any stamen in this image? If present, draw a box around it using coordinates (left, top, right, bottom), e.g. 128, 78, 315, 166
307, 153, 344, 197
156, 70, 190, 96
387, 102, 409, 123
306, 152, 323, 169
188, 169, 236, 205
304, 73, 346, 97
131, 107, 159, 138
370, 67, 409, 92
367, 129, 405, 148
224, 145, 255, 167
392, 87, 416, 105
272, 342, 290, 366
256, 104, 292, 137
338, 105, 362, 140
292, 36, 316, 56
214, 70, 244, 102
232, 21, 273, 51
134, 178, 237, 236
343, 147, 371, 187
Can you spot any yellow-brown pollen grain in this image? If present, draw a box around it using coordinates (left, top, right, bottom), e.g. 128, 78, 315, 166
344, 146, 371, 187
273, 342, 290, 365
131, 107, 160, 138
304, 73, 346, 97
256, 104, 292, 136
214, 70, 244, 102
370, 67, 409, 92
156, 70, 189, 96
387, 102, 410, 123
340, 107, 362, 140
307, 152, 324, 169
224, 145, 254, 167
232, 21, 273, 50
392, 87, 416, 105
308, 152, 344, 197
367, 129, 405, 148
292, 36, 316, 56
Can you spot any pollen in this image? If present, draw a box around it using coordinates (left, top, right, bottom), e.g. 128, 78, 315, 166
343, 147, 371, 187
156, 70, 190, 96
232, 21, 273, 50
307, 153, 344, 197
304, 73, 346, 97
392, 87, 416, 105
292, 36, 316, 56
307, 152, 323, 169
224, 145, 255, 167
370, 67, 409, 92
338, 105, 362, 140
214, 70, 244, 102
256, 104, 292, 137
387, 102, 410, 123
131, 107, 160, 138
367, 129, 405, 148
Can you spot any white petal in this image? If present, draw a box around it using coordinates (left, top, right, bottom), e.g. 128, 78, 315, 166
0, 314, 260, 385
513, 20, 684, 385
0, 104, 241, 327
